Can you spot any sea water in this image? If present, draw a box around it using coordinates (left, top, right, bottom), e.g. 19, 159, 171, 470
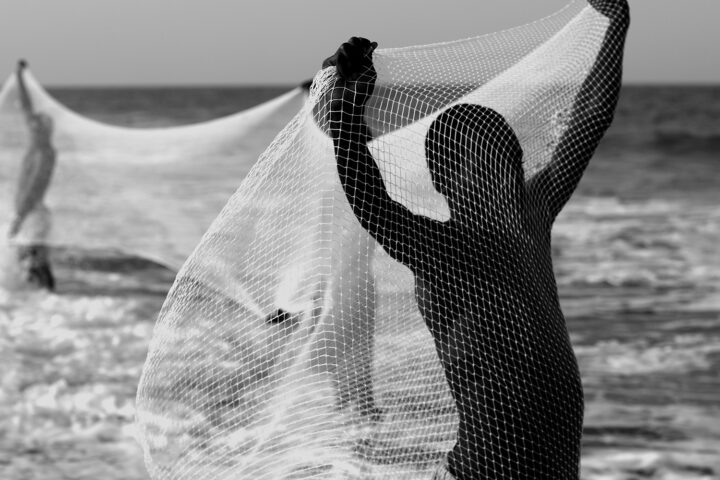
0, 85, 718, 479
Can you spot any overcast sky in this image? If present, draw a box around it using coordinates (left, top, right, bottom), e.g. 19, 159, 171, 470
0, 0, 717, 86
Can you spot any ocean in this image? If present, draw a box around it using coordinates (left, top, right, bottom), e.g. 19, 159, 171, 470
0, 85, 718, 480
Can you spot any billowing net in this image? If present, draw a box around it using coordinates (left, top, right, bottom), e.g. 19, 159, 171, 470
136, 1, 629, 479
0, 72, 306, 270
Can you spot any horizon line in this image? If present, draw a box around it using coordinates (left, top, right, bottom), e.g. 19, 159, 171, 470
39, 80, 720, 89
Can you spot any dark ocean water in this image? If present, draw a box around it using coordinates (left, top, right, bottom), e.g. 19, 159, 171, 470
0, 85, 718, 479
49, 85, 292, 128
554, 85, 720, 478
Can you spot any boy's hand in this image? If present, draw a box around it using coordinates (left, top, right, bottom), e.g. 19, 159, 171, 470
323, 37, 377, 82
324, 37, 378, 110
588, 0, 630, 24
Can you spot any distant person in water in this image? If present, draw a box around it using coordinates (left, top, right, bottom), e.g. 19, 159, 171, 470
8, 59, 57, 291
323, 0, 629, 478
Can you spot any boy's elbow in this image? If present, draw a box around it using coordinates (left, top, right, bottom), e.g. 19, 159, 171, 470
601, 107, 619, 133
584, 96, 618, 133
593, 109, 616, 131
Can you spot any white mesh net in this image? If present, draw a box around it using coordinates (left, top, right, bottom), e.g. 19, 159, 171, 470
136, 1, 629, 479
0, 72, 306, 271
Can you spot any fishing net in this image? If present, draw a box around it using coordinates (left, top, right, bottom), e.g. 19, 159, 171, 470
0, 72, 306, 271
136, 1, 629, 478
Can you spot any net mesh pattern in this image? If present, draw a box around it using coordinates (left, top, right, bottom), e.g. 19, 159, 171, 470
0, 74, 306, 269
136, 1, 629, 479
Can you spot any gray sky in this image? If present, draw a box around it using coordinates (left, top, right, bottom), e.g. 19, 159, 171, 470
0, 0, 717, 86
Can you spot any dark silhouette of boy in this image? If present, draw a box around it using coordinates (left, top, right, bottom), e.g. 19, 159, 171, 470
322, 1, 629, 477
10, 60, 56, 291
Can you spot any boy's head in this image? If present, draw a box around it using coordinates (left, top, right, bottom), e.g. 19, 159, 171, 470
425, 104, 523, 212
